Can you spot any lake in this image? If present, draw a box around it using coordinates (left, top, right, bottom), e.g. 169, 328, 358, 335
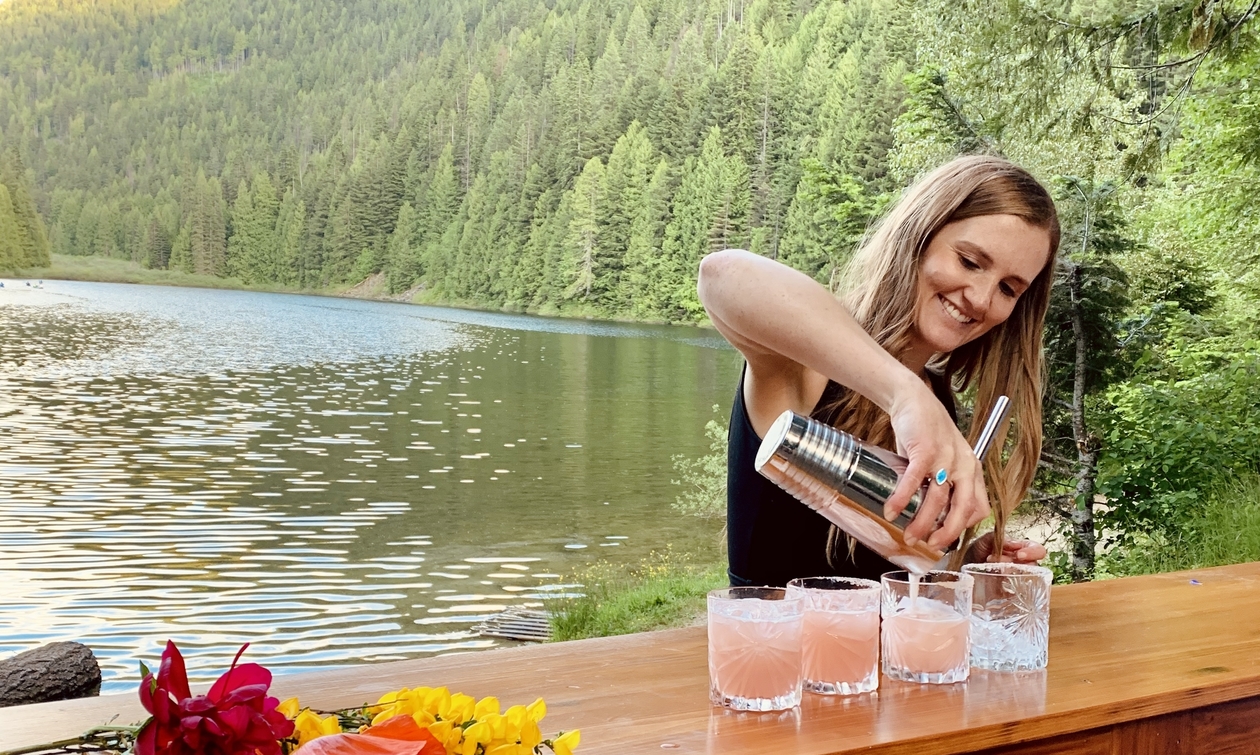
0, 280, 738, 692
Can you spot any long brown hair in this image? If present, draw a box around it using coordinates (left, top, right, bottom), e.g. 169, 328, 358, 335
823, 155, 1060, 564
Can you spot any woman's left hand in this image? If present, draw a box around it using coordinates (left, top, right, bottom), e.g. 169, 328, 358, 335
965, 533, 1047, 565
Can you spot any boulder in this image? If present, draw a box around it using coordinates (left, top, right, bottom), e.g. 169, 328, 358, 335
0, 642, 102, 708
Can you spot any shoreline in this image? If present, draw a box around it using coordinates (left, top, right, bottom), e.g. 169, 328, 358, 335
3, 255, 704, 329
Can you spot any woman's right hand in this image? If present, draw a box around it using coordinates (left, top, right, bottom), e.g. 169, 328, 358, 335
884, 377, 990, 550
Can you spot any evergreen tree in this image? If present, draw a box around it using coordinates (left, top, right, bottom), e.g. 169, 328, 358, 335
275, 187, 304, 286
143, 218, 170, 270
564, 156, 605, 301
623, 157, 672, 318
385, 201, 423, 294
0, 147, 51, 267
186, 171, 227, 277
0, 184, 23, 271
169, 225, 193, 273
597, 121, 654, 308
661, 127, 749, 320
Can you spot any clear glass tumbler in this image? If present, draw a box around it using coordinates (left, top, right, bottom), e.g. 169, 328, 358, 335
707, 586, 804, 711
881, 570, 973, 684
785, 576, 880, 695
963, 562, 1051, 671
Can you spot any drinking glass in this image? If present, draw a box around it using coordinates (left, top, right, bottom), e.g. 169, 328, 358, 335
707, 587, 804, 711
785, 576, 880, 695
963, 562, 1051, 671
881, 570, 973, 684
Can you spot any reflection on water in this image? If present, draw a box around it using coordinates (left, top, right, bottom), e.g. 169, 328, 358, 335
0, 281, 736, 691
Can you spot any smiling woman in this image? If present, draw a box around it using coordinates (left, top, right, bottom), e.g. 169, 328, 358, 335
697, 155, 1060, 589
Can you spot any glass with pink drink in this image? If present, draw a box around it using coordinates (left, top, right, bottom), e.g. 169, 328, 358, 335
707, 587, 804, 711
786, 576, 880, 695
881, 570, 973, 684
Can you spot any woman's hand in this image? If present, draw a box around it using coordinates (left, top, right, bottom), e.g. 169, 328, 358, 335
965, 533, 1047, 564
885, 377, 991, 550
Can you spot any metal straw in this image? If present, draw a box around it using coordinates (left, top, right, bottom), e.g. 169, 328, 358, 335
971, 395, 1012, 464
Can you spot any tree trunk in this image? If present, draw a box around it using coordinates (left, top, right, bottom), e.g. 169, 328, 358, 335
0, 642, 101, 708
1070, 447, 1099, 582
1068, 260, 1099, 581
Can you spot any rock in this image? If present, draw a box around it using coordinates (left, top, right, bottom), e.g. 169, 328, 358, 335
0, 642, 102, 708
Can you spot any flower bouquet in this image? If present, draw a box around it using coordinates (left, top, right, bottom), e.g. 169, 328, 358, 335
4, 642, 579, 755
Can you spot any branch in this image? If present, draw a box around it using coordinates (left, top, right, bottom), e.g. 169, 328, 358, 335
1107, 0, 1260, 71
1028, 488, 1075, 519
1037, 456, 1075, 476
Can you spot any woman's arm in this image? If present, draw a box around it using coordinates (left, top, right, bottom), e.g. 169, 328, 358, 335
697, 249, 990, 549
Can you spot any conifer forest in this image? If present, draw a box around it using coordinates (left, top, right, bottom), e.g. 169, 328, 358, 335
3, 0, 1260, 578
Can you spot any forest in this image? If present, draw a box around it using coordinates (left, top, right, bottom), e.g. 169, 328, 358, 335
2, 0, 1259, 579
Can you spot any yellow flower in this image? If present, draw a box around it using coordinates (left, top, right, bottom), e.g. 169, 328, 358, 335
526, 698, 546, 723
292, 709, 342, 746
276, 697, 301, 720
411, 709, 437, 727
446, 692, 476, 725
426, 719, 463, 754
519, 720, 543, 750
458, 723, 486, 755
376, 689, 404, 706
424, 687, 452, 719
551, 729, 581, 755
474, 696, 501, 720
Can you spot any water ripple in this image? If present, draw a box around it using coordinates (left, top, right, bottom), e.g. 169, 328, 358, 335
0, 281, 730, 692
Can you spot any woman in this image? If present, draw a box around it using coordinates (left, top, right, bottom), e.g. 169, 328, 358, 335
697, 155, 1057, 588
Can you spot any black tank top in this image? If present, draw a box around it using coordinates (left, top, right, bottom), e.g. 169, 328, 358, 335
726, 367, 958, 587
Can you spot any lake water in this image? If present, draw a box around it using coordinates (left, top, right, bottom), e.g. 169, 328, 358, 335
0, 280, 738, 692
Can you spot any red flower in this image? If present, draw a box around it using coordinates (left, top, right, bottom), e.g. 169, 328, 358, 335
137, 641, 296, 755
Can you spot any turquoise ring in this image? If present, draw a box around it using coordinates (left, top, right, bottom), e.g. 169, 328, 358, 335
933, 468, 949, 486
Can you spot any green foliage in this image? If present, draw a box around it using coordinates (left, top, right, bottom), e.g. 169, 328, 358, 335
0, 184, 24, 272
671, 405, 729, 520
1043, 178, 1133, 400
1098, 349, 1260, 542
1098, 473, 1260, 578
0, 0, 921, 323
0, 146, 51, 269
548, 551, 726, 641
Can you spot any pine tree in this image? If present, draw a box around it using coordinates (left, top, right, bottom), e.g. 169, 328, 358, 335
187, 172, 227, 277
0, 184, 24, 272
564, 156, 605, 301
143, 219, 170, 269
661, 127, 749, 320
623, 157, 672, 318
385, 201, 423, 294
0, 147, 51, 267
275, 187, 305, 286
226, 173, 281, 284
227, 180, 255, 279
462, 75, 492, 189
420, 143, 462, 288
598, 121, 655, 309
169, 225, 193, 273
50, 192, 83, 258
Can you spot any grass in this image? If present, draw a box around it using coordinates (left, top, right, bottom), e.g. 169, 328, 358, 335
1099, 472, 1260, 577
548, 550, 727, 642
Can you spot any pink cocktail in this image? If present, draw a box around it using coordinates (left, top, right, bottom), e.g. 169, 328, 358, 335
787, 576, 880, 695
707, 587, 803, 711
881, 570, 972, 684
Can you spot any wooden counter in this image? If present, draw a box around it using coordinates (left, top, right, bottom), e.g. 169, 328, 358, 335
5, 562, 1260, 754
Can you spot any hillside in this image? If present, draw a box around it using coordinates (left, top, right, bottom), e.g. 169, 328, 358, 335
0, 0, 920, 320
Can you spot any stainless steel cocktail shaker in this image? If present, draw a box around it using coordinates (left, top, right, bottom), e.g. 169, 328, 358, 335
754, 396, 1011, 573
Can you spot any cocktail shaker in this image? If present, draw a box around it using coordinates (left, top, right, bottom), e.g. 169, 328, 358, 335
754, 396, 1011, 574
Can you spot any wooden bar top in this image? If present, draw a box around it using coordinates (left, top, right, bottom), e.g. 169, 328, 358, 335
5, 562, 1260, 754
